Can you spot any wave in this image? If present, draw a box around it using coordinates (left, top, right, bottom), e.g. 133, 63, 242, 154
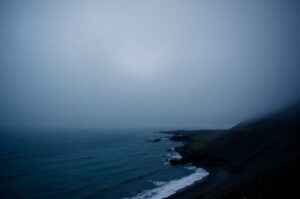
125, 167, 209, 199
164, 152, 183, 165
168, 152, 182, 160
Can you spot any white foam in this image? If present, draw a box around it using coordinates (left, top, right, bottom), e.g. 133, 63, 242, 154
125, 168, 209, 199
166, 152, 182, 160
171, 153, 182, 159
164, 152, 183, 165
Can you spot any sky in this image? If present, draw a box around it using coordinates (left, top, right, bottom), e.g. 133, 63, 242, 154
0, 0, 300, 129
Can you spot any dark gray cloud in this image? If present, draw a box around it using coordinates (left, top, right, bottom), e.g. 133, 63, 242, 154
1, 0, 300, 129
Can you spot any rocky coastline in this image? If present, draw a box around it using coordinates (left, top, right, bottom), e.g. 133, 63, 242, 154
164, 103, 300, 199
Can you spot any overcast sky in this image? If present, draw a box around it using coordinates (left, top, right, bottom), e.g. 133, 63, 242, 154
0, 0, 300, 129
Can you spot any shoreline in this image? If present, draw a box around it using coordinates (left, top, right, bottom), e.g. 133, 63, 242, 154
167, 167, 232, 199
164, 132, 234, 199
162, 125, 300, 198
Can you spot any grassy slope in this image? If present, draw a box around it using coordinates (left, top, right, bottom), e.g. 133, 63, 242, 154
170, 102, 300, 199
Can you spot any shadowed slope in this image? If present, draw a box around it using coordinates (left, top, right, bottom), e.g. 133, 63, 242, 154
168, 102, 300, 199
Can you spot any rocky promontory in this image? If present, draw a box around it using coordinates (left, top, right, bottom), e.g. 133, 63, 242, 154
165, 102, 300, 198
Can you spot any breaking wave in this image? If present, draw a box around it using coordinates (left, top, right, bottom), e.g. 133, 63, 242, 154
125, 167, 209, 199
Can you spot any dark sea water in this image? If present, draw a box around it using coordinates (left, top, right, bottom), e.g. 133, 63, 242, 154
0, 129, 208, 199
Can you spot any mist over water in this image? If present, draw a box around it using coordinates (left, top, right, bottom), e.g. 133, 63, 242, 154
0, 129, 207, 199
1, 0, 300, 129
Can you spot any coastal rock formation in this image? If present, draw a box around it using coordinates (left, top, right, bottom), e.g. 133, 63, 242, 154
148, 137, 162, 143
167, 102, 300, 199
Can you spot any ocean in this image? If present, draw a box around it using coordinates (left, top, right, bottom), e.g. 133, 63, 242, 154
0, 129, 208, 199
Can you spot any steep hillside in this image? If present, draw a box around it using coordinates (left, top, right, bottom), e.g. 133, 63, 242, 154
168, 102, 300, 199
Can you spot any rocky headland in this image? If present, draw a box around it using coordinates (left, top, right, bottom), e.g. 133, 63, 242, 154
164, 102, 300, 199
